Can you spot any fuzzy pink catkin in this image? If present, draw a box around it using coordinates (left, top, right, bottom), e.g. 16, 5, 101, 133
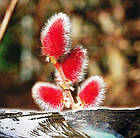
78, 76, 106, 108
32, 82, 64, 111
41, 12, 71, 60
55, 46, 88, 84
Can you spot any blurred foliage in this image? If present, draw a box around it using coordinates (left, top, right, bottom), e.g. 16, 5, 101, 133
0, 31, 21, 72
0, 0, 139, 109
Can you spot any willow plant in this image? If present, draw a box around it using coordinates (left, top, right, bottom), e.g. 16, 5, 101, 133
32, 13, 106, 111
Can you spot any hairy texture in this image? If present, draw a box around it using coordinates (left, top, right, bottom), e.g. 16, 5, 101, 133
55, 46, 88, 84
32, 82, 64, 111
78, 76, 106, 108
41, 12, 71, 60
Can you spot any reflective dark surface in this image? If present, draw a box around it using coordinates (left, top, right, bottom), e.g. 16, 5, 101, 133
0, 108, 139, 137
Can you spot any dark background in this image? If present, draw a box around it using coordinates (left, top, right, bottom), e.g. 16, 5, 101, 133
0, 0, 140, 110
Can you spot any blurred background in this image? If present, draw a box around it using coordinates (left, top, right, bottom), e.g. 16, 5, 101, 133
0, 0, 139, 110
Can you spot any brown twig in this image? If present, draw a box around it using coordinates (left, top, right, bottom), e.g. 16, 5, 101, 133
0, 0, 19, 43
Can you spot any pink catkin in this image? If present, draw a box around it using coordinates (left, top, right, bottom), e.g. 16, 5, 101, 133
42, 19, 65, 59
78, 76, 105, 108
56, 46, 88, 84
32, 82, 64, 111
79, 81, 99, 106
41, 13, 71, 60
62, 47, 83, 82
39, 86, 63, 108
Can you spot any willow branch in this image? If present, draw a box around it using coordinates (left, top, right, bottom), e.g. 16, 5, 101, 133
0, 0, 19, 43
53, 61, 76, 107
49, 57, 76, 108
